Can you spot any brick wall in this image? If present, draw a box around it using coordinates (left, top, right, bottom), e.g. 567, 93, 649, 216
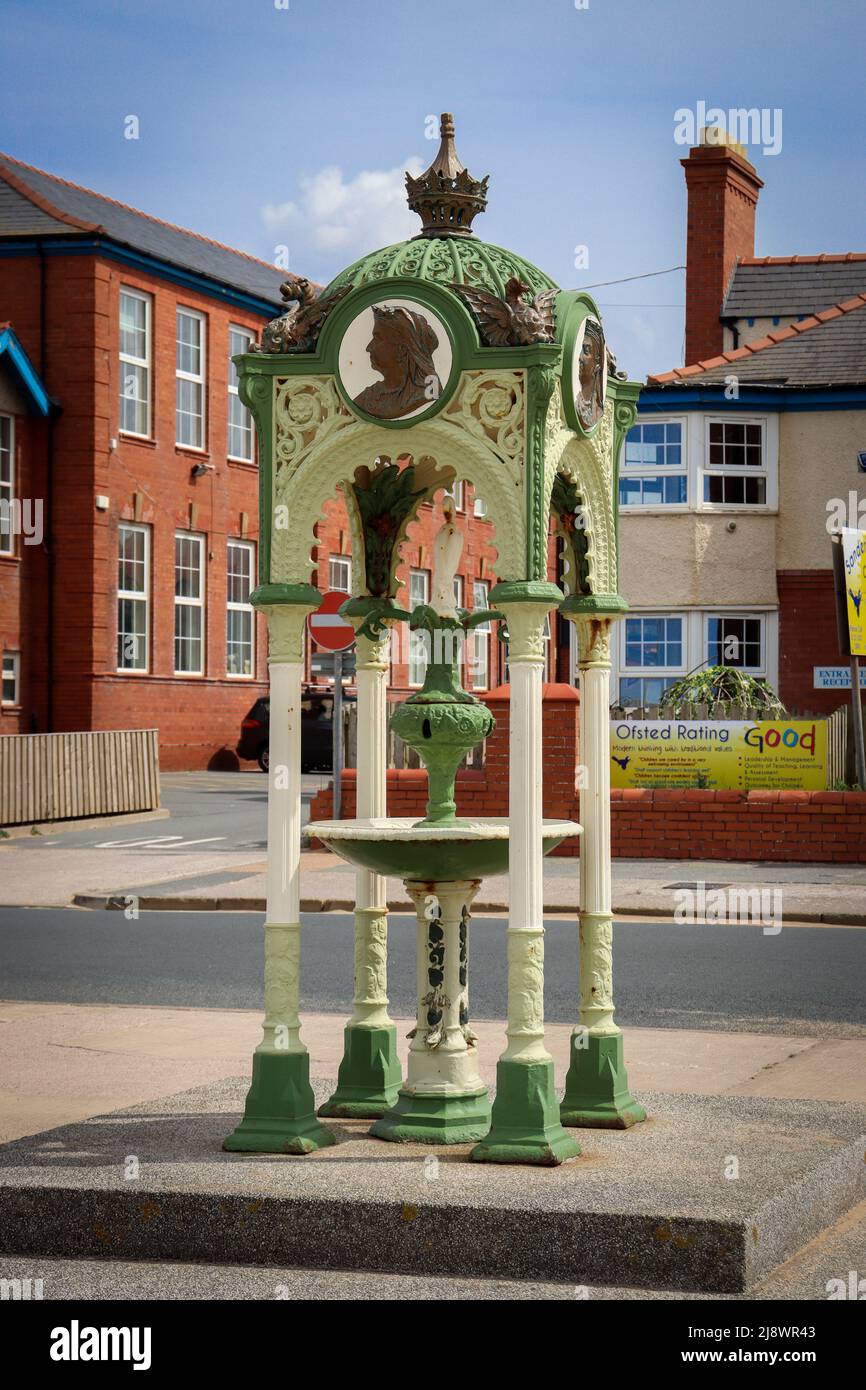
611, 788, 866, 863
777, 569, 845, 715
0, 407, 50, 734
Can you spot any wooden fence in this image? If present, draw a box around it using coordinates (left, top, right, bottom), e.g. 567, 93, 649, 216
0, 729, 161, 827
610, 702, 850, 789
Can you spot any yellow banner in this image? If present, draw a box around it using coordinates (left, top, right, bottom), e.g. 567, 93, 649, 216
610, 719, 828, 790
841, 527, 866, 657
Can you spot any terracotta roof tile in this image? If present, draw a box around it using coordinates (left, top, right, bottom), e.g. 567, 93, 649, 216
647, 294, 866, 388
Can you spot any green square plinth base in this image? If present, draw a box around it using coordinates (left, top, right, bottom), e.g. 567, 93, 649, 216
369, 1086, 490, 1145
318, 1024, 402, 1119
223, 1050, 336, 1154
470, 1059, 581, 1166
560, 1031, 647, 1129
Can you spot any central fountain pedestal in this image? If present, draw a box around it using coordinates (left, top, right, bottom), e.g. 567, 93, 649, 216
371, 879, 489, 1143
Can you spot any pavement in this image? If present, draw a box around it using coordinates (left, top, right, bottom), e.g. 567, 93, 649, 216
2, 844, 866, 925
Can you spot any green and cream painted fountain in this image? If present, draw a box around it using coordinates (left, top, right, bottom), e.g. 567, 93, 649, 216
223, 114, 646, 1166
314, 504, 580, 1148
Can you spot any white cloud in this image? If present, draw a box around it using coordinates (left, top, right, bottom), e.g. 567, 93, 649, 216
261, 156, 425, 265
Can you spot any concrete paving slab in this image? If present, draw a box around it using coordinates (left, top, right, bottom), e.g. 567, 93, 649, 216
0, 1078, 863, 1294
4, 1000, 865, 1143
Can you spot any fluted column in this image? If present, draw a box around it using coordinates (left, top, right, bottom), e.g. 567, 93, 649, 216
471, 597, 580, 1166
224, 595, 335, 1154
320, 628, 402, 1116
560, 615, 645, 1128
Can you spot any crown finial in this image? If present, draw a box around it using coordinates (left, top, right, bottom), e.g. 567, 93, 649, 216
405, 113, 489, 239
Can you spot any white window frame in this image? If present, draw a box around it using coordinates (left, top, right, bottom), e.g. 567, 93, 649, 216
227, 325, 254, 461
473, 492, 488, 519
174, 530, 206, 675
703, 610, 767, 676
611, 608, 779, 704
471, 579, 491, 691
408, 568, 430, 687
116, 522, 150, 673
226, 538, 255, 678
176, 307, 207, 451
119, 288, 151, 439
620, 412, 778, 515
701, 416, 773, 511
443, 479, 464, 512
328, 555, 352, 593
2, 650, 20, 706
619, 416, 688, 512
0, 413, 14, 556
616, 611, 688, 707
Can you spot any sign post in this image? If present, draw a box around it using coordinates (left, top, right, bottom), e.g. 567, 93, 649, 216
307, 590, 356, 819
832, 529, 866, 790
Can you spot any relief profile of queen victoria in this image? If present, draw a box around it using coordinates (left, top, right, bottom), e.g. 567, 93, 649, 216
338, 300, 452, 422
572, 314, 606, 432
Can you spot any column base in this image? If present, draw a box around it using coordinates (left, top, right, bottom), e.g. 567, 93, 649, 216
470, 1059, 581, 1166
318, 1024, 402, 1119
560, 1032, 647, 1129
223, 1051, 336, 1154
370, 1086, 490, 1145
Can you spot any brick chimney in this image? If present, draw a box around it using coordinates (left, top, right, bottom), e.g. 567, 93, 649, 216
681, 130, 763, 364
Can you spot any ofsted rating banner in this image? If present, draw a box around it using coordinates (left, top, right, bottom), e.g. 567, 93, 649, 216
610, 720, 828, 790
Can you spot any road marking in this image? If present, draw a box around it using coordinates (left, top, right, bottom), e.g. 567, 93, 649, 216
94, 835, 184, 849
168, 837, 226, 848
94, 835, 228, 850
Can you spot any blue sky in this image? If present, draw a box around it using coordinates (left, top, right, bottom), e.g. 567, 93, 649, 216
1, 0, 864, 379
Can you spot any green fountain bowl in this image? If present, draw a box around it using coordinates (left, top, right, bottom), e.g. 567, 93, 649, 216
310, 816, 582, 881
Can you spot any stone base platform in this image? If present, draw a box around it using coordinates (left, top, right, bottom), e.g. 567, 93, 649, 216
0, 1078, 863, 1295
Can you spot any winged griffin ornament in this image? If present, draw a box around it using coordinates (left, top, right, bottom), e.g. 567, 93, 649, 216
451, 276, 557, 347
255, 278, 351, 354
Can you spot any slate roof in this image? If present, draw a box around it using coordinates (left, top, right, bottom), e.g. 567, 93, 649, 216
649, 295, 866, 388
0, 152, 287, 309
722, 254, 866, 319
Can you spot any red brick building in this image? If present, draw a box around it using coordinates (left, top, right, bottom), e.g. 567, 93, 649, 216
0, 154, 567, 767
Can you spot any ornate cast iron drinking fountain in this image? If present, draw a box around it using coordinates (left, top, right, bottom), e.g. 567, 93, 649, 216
223, 114, 645, 1166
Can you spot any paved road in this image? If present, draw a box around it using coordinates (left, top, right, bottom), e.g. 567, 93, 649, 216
5, 771, 323, 854
1, 906, 863, 1037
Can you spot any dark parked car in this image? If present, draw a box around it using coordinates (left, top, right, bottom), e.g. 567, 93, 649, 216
237, 688, 355, 773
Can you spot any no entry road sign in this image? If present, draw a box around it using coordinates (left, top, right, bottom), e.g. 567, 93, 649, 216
308, 590, 355, 652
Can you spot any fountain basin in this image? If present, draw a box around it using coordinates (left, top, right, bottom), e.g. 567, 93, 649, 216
311, 816, 582, 881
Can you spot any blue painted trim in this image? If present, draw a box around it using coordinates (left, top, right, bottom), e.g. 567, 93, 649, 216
0, 327, 51, 415
638, 385, 866, 414
0, 235, 281, 318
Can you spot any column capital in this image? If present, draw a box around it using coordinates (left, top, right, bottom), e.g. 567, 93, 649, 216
566, 612, 622, 670
494, 589, 562, 666
252, 585, 320, 664
353, 627, 390, 671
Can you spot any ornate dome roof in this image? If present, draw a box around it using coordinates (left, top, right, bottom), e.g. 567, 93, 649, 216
323, 235, 558, 300
323, 114, 558, 301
